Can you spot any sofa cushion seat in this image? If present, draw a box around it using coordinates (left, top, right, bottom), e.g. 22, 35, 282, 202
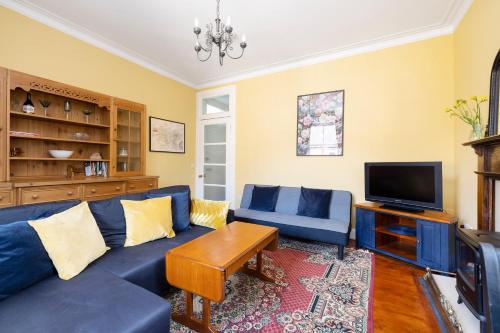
89, 225, 213, 295
0, 269, 170, 333
235, 208, 350, 245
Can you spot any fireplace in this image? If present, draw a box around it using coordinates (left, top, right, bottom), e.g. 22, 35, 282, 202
456, 228, 500, 321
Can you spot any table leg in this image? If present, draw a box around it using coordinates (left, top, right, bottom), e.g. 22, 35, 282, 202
242, 250, 275, 283
172, 291, 217, 333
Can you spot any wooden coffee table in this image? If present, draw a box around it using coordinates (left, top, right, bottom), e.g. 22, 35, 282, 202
166, 221, 279, 333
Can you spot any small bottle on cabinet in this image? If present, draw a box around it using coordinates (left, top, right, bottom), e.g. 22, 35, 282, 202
22, 93, 35, 114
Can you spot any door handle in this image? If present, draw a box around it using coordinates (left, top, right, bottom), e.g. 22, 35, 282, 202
198, 174, 205, 178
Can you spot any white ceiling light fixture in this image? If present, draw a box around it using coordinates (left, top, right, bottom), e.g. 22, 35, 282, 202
193, 0, 247, 66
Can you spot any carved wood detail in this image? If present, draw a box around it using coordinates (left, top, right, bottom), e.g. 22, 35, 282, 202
9, 70, 111, 109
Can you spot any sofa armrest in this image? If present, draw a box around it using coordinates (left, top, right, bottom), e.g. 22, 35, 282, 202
226, 209, 235, 224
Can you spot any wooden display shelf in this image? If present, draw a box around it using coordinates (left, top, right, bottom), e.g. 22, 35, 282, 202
378, 239, 417, 261
10, 157, 110, 162
375, 225, 417, 242
10, 134, 109, 145
10, 111, 110, 128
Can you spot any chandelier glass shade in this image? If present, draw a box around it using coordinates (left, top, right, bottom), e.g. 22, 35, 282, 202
193, 0, 247, 65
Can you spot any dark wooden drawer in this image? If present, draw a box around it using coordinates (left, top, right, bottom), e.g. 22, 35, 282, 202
84, 182, 125, 199
126, 178, 158, 193
19, 185, 81, 205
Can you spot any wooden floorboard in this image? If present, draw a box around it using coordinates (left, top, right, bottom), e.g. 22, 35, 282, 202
372, 253, 439, 332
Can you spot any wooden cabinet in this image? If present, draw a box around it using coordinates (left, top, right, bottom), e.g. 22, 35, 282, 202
355, 202, 457, 272
112, 98, 146, 176
0, 67, 157, 207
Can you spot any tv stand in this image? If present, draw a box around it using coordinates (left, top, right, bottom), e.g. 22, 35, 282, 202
355, 202, 457, 272
380, 203, 424, 213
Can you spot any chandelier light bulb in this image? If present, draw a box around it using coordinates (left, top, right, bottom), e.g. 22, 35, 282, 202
226, 16, 231, 27
241, 34, 246, 43
194, 17, 199, 28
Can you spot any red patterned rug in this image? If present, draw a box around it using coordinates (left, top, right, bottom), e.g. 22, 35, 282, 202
167, 237, 374, 333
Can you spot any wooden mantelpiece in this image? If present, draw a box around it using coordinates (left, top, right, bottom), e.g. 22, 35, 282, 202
463, 134, 500, 231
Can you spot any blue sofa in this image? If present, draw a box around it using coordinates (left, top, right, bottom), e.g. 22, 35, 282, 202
0, 186, 214, 333
234, 184, 352, 259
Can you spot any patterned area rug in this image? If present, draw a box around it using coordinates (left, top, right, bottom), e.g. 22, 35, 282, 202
166, 238, 374, 333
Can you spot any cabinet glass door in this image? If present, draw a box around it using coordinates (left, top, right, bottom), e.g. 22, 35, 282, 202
115, 107, 143, 174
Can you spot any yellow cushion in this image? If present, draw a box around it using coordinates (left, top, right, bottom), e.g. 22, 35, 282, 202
28, 202, 109, 280
190, 198, 230, 229
121, 196, 175, 247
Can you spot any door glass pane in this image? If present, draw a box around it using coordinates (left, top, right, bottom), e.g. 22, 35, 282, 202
204, 186, 225, 201
204, 124, 226, 143
204, 165, 225, 185
204, 144, 226, 164
202, 95, 229, 115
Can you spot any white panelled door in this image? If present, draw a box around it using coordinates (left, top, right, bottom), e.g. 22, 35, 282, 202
196, 87, 235, 206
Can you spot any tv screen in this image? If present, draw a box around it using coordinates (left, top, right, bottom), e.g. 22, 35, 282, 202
365, 162, 443, 211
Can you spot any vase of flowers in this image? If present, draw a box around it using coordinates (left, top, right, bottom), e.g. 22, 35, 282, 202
445, 96, 488, 141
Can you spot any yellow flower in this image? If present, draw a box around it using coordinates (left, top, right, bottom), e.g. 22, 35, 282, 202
471, 96, 478, 102
480, 96, 488, 103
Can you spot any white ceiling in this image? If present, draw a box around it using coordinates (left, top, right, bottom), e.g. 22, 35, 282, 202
1, 0, 472, 88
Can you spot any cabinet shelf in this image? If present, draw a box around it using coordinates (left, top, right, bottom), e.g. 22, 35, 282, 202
10, 157, 110, 162
375, 226, 417, 242
378, 240, 417, 261
10, 135, 110, 145
10, 111, 110, 128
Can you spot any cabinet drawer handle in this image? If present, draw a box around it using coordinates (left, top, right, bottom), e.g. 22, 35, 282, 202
32, 194, 39, 199
91, 188, 97, 193
129, 185, 135, 189
0, 195, 3, 201
67, 191, 74, 196
148, 183, 153, 187
115, 186, 121, 191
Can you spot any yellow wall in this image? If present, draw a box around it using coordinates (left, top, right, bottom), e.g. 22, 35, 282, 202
454, 0, 500, 228
0, 7, 196, 188
210, 36, 457, 212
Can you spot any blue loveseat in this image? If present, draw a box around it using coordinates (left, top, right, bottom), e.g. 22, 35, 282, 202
0, 185, 214, 333
234, 184, 352, 259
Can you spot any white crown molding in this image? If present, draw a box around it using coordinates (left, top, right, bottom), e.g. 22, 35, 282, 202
195, 0, 474, 89
0, 0, 473, 89
0, 0, 197, 88
195, 24, 454, 89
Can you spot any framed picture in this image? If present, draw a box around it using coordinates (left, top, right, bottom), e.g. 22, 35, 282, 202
296, 90, 344, 156
149, 116, 185, 153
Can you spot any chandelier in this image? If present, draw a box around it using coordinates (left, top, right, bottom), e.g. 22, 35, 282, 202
193, 0, 247, 65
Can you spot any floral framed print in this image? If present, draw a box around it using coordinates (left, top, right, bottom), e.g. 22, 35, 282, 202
297, 90, 344, 156
149, 117, 185, 153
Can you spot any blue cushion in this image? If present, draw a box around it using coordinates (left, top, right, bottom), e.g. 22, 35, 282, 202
146, 191, 190, 232
90, 225, 213, 295
0, 269, 171, 333
0, 200, 80, 226
297, 187, 332, 219
89, 193, 147, 248
249, 186, 280, 212
0, 221, 55, 301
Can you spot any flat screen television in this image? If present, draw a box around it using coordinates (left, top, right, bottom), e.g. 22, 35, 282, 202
365, 162, 443, 212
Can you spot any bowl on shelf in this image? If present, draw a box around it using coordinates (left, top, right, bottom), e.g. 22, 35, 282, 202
73, 132, 90, 141
48, 150, 74, 158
